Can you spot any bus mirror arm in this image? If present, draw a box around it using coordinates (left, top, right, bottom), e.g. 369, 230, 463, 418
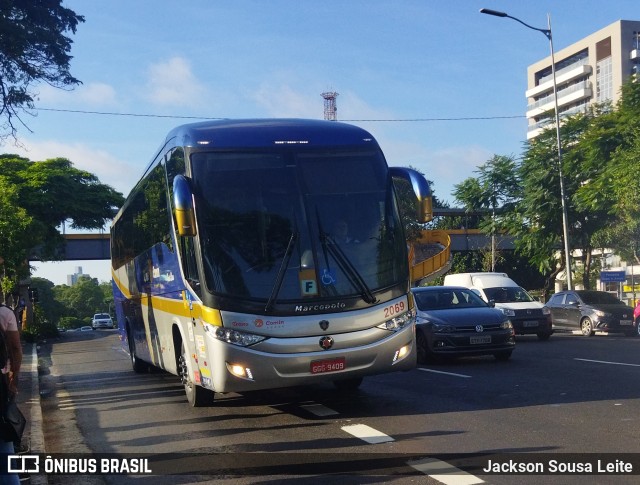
173, 175, 197, 237
389, 167, 433, 223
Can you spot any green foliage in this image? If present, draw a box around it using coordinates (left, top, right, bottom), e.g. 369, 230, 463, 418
57, 316, 85, 330
53, 276, 108, 319
21, 305, 58, 342
450, 80, 640, 290
0, 1, 85, 140
0, 155, 124, 296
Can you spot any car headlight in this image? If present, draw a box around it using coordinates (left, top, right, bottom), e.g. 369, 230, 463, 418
501, 320, 513, 329
431, 323, 456, 333
500, 308, 516, 317
542, 307, 551, 315
377, 309, 415, 331
204, 323, 267, 347
595, 310, 610, 318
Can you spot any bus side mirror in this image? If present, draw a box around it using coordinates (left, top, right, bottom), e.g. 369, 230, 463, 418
173, 175, 197, 237
389, 167, 433, 223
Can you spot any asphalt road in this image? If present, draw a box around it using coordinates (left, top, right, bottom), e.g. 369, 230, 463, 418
37, 328, 640, 485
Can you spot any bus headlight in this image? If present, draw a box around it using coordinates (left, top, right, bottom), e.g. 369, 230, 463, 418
204, 323, 267, 347
377, 309, 415, 332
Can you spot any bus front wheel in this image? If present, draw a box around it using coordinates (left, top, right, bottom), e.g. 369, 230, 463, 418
178, 342, 214, 407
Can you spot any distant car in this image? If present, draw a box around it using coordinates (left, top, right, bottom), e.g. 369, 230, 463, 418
80, 326, 94, 332
545, 290, 636, 336
91, 313, 114, 329
412, 286, 515, 363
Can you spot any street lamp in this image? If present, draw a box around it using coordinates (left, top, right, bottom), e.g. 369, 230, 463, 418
480, 8, 573, 290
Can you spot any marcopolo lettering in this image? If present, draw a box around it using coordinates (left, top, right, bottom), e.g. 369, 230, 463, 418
295, 303, 346, 312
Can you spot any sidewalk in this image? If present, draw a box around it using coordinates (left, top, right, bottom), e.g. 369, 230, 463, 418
16, 343, 47, 485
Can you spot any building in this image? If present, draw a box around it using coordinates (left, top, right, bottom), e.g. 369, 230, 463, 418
66, 266, 92, 286
526, 20, 640, 139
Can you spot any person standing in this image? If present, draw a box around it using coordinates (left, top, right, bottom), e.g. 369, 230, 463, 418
0, 303, 22, 485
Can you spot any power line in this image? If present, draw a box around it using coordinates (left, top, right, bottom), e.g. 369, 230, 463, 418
35, 107, 525, 122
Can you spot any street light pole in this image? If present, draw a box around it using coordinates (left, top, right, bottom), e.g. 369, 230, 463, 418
480, 8, 573, 290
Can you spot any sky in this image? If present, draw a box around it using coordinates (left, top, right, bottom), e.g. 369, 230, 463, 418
2, 0, 637, 285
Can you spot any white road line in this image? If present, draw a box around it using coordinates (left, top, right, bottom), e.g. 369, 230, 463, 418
408, 458, 484, 485
575, 358, 640, 367
301, 403, 339, 417
418, 368, 472, 378
341, 424, 394, 444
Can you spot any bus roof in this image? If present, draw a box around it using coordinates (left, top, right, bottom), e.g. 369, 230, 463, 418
164, 118, 379, 150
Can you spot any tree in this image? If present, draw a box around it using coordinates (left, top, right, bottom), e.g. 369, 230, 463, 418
0, 155, 124, 301
577, 81, 640, 264
0, 1, 84, 140
453, 155, 520, 271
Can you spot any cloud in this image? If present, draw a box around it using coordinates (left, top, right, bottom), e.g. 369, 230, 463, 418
35, 82, 118, 107
250, 83, 321, 118
144, 57, 207, 107
7, 138, 134, 195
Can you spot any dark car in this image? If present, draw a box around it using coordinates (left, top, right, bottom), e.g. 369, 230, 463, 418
545, 290, 636, 336
412, 286, 515, 363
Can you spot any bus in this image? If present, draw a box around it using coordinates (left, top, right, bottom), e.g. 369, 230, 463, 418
110, 119, 432, 406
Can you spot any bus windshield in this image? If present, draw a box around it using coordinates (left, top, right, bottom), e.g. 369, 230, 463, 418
191, 148, 407, 303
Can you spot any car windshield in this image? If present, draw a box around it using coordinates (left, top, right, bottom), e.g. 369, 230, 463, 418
414, 288, 488, 311
578, 291, 623, 305
95, 314, 110, 319
484, 286, 534, 303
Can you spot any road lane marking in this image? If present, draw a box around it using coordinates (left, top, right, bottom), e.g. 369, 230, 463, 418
341, 424, 394, 444
575, 358, 640, 367
418, 368, 472, 378
301, 403, 339, 417
408, 458, 484, 485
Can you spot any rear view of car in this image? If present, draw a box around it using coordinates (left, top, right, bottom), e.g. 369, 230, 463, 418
92, 313, 114, 329
412, 286, 516, 363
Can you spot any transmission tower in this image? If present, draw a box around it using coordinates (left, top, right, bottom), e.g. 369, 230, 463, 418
321, 91, 338, 121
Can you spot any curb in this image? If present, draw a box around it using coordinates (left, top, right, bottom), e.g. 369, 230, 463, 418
26, 343, 47, 485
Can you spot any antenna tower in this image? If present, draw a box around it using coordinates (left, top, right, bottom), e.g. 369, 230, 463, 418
321, 91, 339, 121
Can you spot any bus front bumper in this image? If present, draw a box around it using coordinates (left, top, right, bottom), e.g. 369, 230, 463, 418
199, 324, 416, 393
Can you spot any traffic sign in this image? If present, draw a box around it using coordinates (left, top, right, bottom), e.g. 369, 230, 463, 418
600, 270, 626, 282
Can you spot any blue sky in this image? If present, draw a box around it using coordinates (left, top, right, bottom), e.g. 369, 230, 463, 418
2, 0, 636, 285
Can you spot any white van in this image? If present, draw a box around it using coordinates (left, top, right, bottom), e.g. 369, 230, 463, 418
443, 272, 553, 340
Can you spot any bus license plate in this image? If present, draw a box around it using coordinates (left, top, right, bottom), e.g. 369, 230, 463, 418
311, 357, 346, 374
470, 336, 491, 344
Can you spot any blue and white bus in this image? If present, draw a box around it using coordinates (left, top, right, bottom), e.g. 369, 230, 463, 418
111, 119, 432, 406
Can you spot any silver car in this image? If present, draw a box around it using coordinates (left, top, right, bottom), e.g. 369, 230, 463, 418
91, 313, 114, 329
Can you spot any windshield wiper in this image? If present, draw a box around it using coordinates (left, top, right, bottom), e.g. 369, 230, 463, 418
264, 230, 298, 313
317, 219, 377, 304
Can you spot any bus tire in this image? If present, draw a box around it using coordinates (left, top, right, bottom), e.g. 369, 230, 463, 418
128, 326, 148, 374
178, 342, 214, 407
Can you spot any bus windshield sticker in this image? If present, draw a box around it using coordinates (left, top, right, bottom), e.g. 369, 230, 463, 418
321, 269, 337, 286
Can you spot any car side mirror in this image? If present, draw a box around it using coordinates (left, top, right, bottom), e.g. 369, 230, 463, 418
488, 299, 495, 308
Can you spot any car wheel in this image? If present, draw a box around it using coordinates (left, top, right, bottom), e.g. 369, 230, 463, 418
493, 350, 512, 361
536, 332, 551, 341
416, 330, 428, 364
178, 342, 214, 407
581, 318, 595, 336
333, 377, 363, 391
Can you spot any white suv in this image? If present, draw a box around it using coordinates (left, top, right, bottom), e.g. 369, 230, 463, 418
92, 313, 114, 329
